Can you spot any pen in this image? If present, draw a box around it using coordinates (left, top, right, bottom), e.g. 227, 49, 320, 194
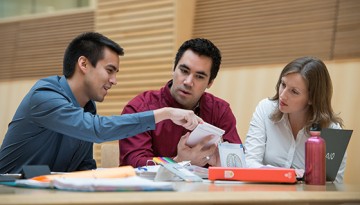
161, 157, 175, 164
136, 167, 148, 171
0, 173, 22, 179
152, 157, 166, 164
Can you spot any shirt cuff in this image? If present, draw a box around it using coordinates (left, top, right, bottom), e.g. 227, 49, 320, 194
139, 110, 156, 131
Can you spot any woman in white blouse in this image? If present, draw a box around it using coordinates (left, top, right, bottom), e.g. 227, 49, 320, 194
244, 56, 345, 183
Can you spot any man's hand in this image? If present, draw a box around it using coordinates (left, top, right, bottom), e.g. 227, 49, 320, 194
153, 107, 203, 130
173, 132, 219, 167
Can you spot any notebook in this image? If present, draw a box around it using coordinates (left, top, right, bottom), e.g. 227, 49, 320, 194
186, 122, 225, 148
320, 128, 353, 181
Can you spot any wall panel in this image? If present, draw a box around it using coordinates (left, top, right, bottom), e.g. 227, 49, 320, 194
193, 0, 360, 67
0, 11, 94, 80
95, 0, 175, 116
94, 0, 177, 166
333, 0, 360, 58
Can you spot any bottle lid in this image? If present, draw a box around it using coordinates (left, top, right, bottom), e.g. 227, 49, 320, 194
310, 123, 321, 132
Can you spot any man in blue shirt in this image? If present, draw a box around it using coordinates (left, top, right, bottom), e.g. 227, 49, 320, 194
0, 32, 202, 174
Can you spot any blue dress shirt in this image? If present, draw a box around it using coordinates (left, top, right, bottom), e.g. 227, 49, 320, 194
0, 76, 155, 173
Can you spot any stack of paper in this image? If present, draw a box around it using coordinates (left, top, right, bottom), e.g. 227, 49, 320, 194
185, 165, 209, 179
135, 165, 160, 180
52, 176, 173, 191
10, 166, 174, 191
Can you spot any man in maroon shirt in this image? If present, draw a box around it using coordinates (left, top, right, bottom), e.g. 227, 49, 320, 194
119, 38, 242, 167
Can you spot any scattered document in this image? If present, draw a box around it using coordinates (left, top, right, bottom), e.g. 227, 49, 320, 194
136, 161, 208, 181
6, 166, 174, 191
153, 157, 203, 182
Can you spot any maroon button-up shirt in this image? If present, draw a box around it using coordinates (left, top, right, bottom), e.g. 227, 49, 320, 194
119, 80, 242, 167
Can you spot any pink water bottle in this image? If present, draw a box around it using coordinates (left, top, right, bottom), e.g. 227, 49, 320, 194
305, 123, 326, 185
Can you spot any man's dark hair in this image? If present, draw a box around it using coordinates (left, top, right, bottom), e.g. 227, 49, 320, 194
173, 38, 221, 82
63, 32, 124, 78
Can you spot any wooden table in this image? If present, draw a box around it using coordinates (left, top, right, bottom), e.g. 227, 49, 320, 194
1, 181, 360, 205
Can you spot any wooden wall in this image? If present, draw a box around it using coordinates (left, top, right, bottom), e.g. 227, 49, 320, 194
0, 10, 94, 80
94, 0, 176, 165
193, 0, 360, 66
95, 0, 176, 116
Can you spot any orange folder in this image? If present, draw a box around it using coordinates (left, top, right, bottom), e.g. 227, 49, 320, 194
32, 166, 136, 182
208, 167, 297, 183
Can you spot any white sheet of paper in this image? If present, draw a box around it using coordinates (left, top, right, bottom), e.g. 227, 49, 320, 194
186, 122, 225, 147
218, 143, 246, 168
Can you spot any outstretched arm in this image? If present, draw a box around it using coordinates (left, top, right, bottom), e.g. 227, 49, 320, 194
153, 107, 203, 130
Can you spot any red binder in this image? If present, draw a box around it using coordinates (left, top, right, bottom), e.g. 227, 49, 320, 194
208, 167, 297, 183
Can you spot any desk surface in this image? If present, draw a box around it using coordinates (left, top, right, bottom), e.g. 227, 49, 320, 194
1, 181, 360, 205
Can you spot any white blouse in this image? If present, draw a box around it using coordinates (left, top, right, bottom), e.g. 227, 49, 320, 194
244, 98, 346, 183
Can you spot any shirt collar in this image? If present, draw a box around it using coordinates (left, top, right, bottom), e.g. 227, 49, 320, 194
279, 113, 288, 123
277, 113, 308, 138
59, 76, 96, 114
